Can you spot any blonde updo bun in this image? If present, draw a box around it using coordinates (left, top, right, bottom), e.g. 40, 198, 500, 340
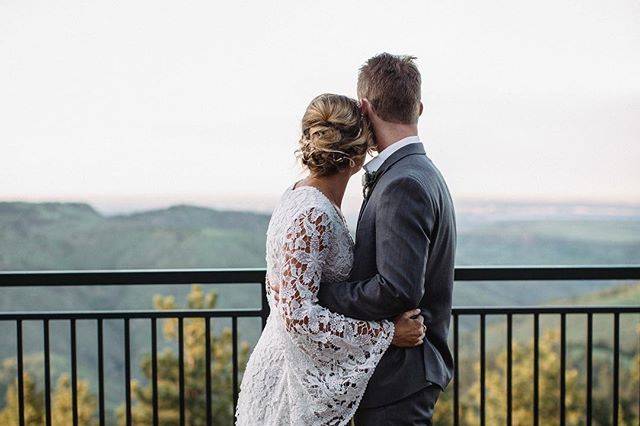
297, 94, 373, 176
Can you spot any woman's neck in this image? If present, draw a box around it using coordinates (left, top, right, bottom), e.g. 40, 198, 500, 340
300, 172, 350, 209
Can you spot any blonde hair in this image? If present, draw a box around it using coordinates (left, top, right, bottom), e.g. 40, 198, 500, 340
297, 94, 373, 176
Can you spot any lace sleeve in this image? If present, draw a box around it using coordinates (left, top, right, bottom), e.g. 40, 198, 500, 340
275, 206, 394, 364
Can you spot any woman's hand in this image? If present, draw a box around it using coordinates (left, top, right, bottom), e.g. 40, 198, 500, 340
392, 309, 426, 347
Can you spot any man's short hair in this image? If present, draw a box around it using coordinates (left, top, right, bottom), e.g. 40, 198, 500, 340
357, 53, 421, 124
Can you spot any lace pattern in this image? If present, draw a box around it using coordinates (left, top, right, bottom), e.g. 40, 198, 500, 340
236, 186, 394, 425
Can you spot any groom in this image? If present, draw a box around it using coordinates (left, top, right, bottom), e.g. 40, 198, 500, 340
317, 53, 456, 425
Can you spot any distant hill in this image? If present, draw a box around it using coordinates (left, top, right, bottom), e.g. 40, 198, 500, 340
2, 201, 640, 272
456, 219, 640, 265
0, 202, 270, 270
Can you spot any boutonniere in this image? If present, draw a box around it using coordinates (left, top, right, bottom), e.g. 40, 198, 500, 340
362, 170, 378, 199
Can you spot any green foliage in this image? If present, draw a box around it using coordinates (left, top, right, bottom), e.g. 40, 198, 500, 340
0, 373, 96, 426
0, 285, 249, 425
434, 328, 640, 426
120, 285, 250, 425
0, 373, 43, 425
51, 374, 97, 426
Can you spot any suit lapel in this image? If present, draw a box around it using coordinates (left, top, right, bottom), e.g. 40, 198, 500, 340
357, 143, 426, 224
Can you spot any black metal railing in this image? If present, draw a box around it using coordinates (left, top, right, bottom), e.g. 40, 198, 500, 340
0, 265, 639, 426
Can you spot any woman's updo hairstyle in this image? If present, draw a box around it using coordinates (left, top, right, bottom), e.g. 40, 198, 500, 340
297, 93, 373, 176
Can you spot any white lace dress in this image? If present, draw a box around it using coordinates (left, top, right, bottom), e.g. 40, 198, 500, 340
235, 185, 395, 426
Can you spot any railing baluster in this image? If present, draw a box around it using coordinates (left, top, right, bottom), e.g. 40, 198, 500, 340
453, 313, 459, 426
205, 317, 212, 426
178, 317, 185, 426
586, 313, 592, 426
232, 316, 239, 414
560, 313, 566, 426
124, 318, 132, 426
16, 320, 24, 426
480, 314, 485, 426
613, 313, 619, 425
151, 318, 159, 426
70, 319, 78, 426
507, 314, 512, 426
97, 319, 105, 426
533, 313, 539, 426
44, 319, 52, 426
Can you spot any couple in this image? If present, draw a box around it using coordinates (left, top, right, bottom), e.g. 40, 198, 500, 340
236, 53, 456, 425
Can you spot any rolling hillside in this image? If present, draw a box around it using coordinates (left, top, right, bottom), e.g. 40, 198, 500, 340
0, 202, 270, 270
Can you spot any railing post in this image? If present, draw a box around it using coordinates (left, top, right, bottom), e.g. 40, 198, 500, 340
453, 313, 459, 426
16, 320, 24, 426
533, 313, 539, 426
586, 313, 593, 426
560, 313, 566, 426
613, 313, 619, 425
43, 319, 52, 426
151, 318, 158, 426
124, 318, 132, 426
70, 319, 78, 426
480, 314, 485, 426
232, 316, 239, 413
205, 317, 212, 426
507, 314, 512, 426
178, 317, 185, 426
97, 319, 105, 426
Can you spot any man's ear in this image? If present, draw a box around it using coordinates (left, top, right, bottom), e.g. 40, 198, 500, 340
361, 98, 381, 122
360, 98, 371, 115
418, 102, 424, 117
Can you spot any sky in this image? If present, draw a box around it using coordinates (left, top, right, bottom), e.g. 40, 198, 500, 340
1, 0, 639, 215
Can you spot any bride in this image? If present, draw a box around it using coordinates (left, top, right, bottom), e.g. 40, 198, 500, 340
236, 94, 425, 425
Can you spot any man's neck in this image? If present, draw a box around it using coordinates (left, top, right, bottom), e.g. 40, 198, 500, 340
374, 123, 419, 152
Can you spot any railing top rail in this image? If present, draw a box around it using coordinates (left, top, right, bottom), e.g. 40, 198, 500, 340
453, 305, 640, 314
1, 305, 638, 320
0, 265, 638, 287
0, 308, 264, 320
455, 265, 640, 281
0, 268, 267, 286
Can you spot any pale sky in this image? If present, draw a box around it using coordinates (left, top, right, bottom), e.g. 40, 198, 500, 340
1, 0, 639, 214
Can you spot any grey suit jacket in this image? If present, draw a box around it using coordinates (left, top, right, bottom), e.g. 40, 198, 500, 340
318, 143, 456, 408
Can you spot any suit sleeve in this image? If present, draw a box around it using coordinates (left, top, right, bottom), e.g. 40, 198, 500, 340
317, 176, 435, 321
